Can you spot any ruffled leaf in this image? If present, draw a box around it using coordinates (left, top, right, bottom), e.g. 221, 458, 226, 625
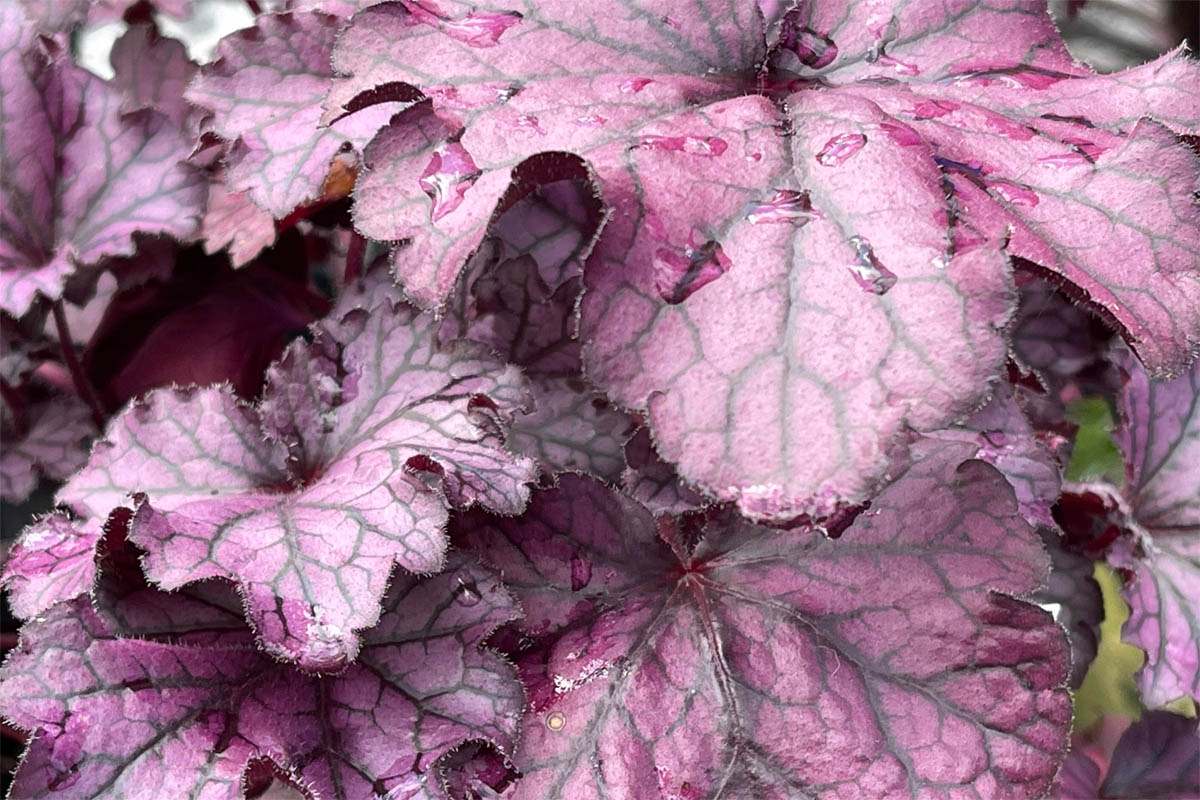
186, 11, 399, 219
0, 558, 523, 800
338, 0, 1200, 518
59, 283, 535, 670
457, 446, 1071, 798
1114, 350, 1200, 707
0, 4, 204, 316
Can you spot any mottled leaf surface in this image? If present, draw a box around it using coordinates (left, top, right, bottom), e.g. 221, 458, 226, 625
59, 286, 535, 670
1114, 351, 1200, 707
329, 0, 1183, 518
0, 559, 523, 800
186, 11, 398, 218
457, 450, 1070, 799
925, 382, 1062, 528
0, 4, 204, 316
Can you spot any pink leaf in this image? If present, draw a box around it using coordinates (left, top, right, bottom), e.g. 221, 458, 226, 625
0, 558, 522, 800
60, 281, 535, 670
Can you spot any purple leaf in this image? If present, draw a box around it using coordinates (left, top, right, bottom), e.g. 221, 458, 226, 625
1101, 710, 1200, 798
1114, 351, 1200, 707
0, 5, 204, 317
186, 11, 399, 219
925, 381, 1063, 528
60, 283, 535, 670
440, 184, 633, 480
456, 446, 1071, 798
337, 0, 1200, 517
109, 19, 198, 129
80, 246, 329, 411
1, 514, 103, 619
200, 176, 278, 266
1011, 277, 1113, 388
0, 558, 523, 800
0, 392, 94, 504
621, 426, 710, 516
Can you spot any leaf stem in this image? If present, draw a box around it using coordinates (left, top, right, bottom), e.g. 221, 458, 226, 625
51, 300, 107, 429
344, 233, 366, 285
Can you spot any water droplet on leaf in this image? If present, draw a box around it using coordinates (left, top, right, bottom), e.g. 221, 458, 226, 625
637, 135, 728, 157
846, 236, 897, 295
654, 235, 732, 303
514, 114, 546, 135
546, 711, 566, 731
988, 180, 1039, 207
418, 142, 480, 222
619, 77, 654, 93
454, 576, 482, 606
816, 133, 866, 166
745, 189, 818, 226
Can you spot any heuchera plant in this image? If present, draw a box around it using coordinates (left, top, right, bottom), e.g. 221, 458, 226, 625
0, 1, 1198, 798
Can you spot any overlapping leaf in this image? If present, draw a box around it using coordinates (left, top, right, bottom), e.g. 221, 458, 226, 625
109, 18, 198, 129
456, 445, 1071, 798
0, 558, 524, 800
186, 11, 399, 219
339, 0, 1199, 519
1058, 712, 1200, 799
1113, 350, 1200, 707
440, 183, 632, 480
0, 392, 94, 504
0, 4, 204, 316
58, 281, 536, 670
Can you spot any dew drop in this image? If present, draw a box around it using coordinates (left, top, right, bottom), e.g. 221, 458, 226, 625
745, 189, 818, 226
988, 180, 1039, 207
454, 576, 482, 606
619, 77, 655, 93
1035, 152, 1089, 169
637, 135, 728, 157
877, 55, 919, 75
779, 22, 838, 69
982, 111, 1035, 141
878, 121, 922, 147
816, 133, 866, 166
434, 10, 521, 47
1062, 137, 1106, 161
745, 152, 762, 163
654, 235, 732, 304
418, 142, 480, 222
514, 114, 546, 135
846, 236, 897, 295
546, 711, 567, 731
908, 99, 959, 120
